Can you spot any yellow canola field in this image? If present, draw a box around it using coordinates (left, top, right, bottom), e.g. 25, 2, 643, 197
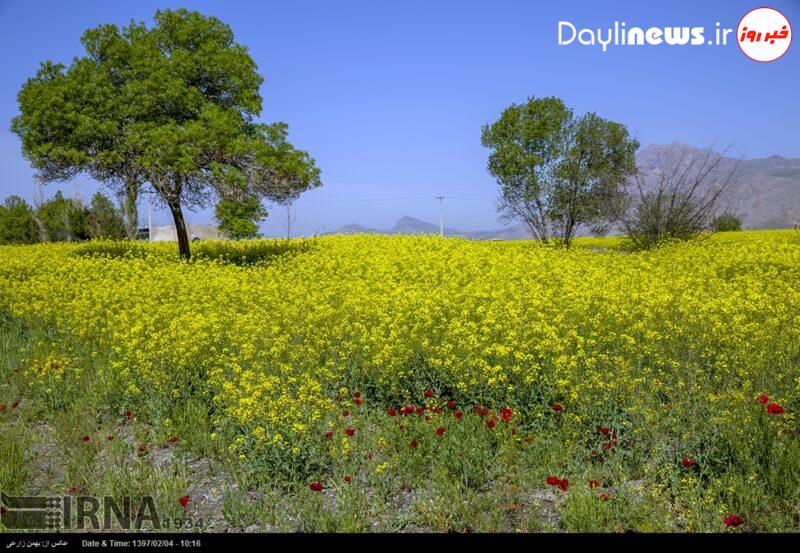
1, 231, 798, 448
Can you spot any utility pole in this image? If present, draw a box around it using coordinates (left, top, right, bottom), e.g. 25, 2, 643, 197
147, 192, 153, 242
436, 194, 445, 236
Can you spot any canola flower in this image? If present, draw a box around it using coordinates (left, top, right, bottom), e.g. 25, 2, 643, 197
0, 231, 798, 457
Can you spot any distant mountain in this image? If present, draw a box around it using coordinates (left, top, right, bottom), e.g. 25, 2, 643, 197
330, 144, 800, 237
331, 216, 532, 240
334, 223, 381, 235
637, 143, 800, 229
390, 216, 464, 236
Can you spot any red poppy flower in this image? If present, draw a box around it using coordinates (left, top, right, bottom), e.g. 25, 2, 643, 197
309, 482, 324, 492
324, 431, 333, 439
589, 479, 600, 488
757, 394, 769, 404
446, 400, 456, 409
342, 410, 350, 417
599, 426, 610, 435
423, 415, 430, 421
590, 449, 599, 456
424, 389, 434, 398
343, 475, 351, 483
546, 477, 568, 491
403, 405, 415, 415
486, 420, 496, 429
387, 407, 397, 416
500, 407, 513, 422
435, 427, 445, 436
179, 496, 190, 506
124, 410, 132, 418
415, 407, 425, 415
410, 439, 419, 449
599, 493, 610, 501
428, 406, 442, 414
68, 487, 77, 494
723, 514, 743, 527
454, 411, 463, 420
681, 457, 697, 468
473, 406, 489, 416
344, 427, 355, 437
603, 442, 612, 451
354, 398, 363, 406
169, 436, 179, 443
766, 402, 785, 415
81, 435, 90, 442
106, 435, 114, 441
552, 403, 563, 412
353, 391, 361, 399
11, 402, 19, 409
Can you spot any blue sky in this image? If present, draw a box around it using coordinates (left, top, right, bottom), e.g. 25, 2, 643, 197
0, 0, 798, 235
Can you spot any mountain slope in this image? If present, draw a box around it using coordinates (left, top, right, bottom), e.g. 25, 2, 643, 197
637, 143, 800, 229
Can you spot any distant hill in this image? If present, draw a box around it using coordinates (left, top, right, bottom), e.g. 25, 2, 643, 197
330, 144, 800, 237
330, 216, 532, 240
637, 143, 800, 229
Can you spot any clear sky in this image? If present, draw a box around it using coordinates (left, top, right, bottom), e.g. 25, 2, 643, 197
0, 0, 798, 235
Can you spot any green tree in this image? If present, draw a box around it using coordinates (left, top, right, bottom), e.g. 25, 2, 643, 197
481, 97, 638, 247
87, 192, 126, 239
0, 196, 38, 244
12, 8, 320, 259
712, 212, 742, 232
215, 198, 267, 240
36, 191, 90, 242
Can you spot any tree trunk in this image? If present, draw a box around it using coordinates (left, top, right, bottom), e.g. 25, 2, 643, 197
122, 179, 139, 240
167, 199, 191, 260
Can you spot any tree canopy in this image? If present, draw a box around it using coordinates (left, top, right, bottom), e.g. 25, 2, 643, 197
12, 8, 321, 258
0, 196, 38, 245
215, 198, 267, 240
87, 192, 126, 239
481, 97, 638, 247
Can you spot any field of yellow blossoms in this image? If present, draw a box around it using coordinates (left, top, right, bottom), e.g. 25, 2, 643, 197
1, 231, 799, 532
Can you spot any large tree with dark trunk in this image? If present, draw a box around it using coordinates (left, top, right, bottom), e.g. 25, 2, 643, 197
12, 8, 320, 259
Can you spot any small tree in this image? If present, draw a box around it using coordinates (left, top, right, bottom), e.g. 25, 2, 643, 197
87, 192, 126, 239
0, 196, 38, 244
481, 97, 638, 247
711, 212, 742, 232
12, 9, 320, 259
282, 203, 297, 239
215, 198, 266, 240
619, 144, 740, 248
36, 191, 90, 242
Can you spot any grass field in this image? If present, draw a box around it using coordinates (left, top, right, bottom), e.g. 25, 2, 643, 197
1, 230, 799, 532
